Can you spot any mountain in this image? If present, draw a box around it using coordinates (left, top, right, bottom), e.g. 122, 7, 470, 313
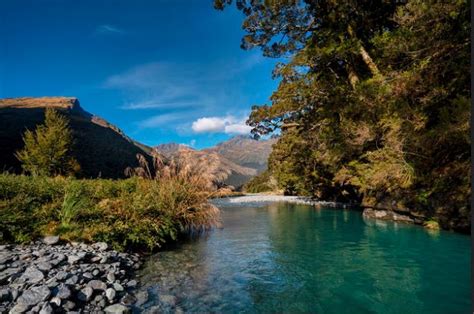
204, 135, 277, 172
154, 136, 276, 188
0, 97, 151, 178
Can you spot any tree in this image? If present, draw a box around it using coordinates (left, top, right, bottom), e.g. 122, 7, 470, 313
16, 108, 80, 177
215, 0, 470, 232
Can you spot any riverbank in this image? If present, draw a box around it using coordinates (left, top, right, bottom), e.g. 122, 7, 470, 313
0, 237, 146, 313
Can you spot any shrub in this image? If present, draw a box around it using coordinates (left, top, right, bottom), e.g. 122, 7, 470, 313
0, 173, 220, 251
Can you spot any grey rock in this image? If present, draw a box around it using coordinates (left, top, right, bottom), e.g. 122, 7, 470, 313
77, 287, 93, 302
126, 280, 137, 288
82, 272, 93, 280
88, 279, 107, 291
104, 304, 130, 314
55, 270, 68, 281
92, 269, 100, 277
8, 302, 30, 314
65, 275, 78, 285
93, 242, 108, 251
50, 296, 61, 306
21, 266, 44, 283
62, 300, 75, 310
54, 284, 71, 299
105, 288, 116, 302
43, 236, 60, 245
120, 293, 136, 306
39, 303, 53, 314
37, 262, 53, 272
0, 252, 12, 264
67, 255, 82, 264
106, 272, 115, 283
112, 283, 124, 292
11, 289, 19, 301
0, 267, 20, 283
17, 285, 51, 306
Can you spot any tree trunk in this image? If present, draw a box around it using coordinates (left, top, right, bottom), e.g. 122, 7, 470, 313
347, 25, 381, 76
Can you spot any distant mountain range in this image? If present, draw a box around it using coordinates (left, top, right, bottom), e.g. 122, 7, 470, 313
0, 97, 276, 186
154, 136, 277, 188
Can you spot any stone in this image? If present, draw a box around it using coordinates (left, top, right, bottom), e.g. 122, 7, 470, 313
43, 236, 60, 245
0, 268, 21, 283
77, 287, 94, 302
62, 300, 75, 310
67, 255, 82, 264
112, 283, 124, 292
55, 270, 68, 281
88, 279, 107, 291
17, 285, 51, 306
65, 275, 78, 285
21, 266, 44, 283
104, 304, 130, 314
39, 303, 53, 314
54, 284, 71, 299
120, 293, 136, 306
83, 272, 93, 280
50, 296, 61, 306
92, 269, 100, 277
37, 262, 53, 272
8, 302, 30, 313
126, 280, 137, 288
93, 242, 108, 251
0, 252, 12, 265
105, 288, 116, 302
106, 272, 115, 283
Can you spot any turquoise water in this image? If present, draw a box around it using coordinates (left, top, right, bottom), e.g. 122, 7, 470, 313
138, 200, 471, 313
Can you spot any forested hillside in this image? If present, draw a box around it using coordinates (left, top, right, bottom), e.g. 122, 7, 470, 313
216, 1, 470, 232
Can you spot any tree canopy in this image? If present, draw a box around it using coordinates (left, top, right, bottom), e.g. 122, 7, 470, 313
215, 0, 470, 232
16, 108, 80, 177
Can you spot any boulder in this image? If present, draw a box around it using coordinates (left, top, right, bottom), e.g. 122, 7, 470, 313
43, 236, 60, 245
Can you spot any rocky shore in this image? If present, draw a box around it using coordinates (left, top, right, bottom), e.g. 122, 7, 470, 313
0, 237, 147, 313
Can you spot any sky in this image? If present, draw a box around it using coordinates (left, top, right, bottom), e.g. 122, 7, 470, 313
0, 0, 279, 149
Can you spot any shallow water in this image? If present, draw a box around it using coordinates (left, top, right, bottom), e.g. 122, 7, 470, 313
138, 199, 471, 313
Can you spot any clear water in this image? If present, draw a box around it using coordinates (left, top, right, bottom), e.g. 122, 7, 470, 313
138, 200, 471, 313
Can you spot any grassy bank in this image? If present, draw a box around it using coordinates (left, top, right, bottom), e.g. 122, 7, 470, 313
0, 173, 219, 251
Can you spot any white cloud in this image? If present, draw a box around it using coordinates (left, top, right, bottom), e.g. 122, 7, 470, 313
191, 116, 251, 135
192, 117, 228, 133
225, 123, 252, 135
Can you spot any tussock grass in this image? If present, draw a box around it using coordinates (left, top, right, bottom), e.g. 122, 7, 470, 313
0, 159, 220, 251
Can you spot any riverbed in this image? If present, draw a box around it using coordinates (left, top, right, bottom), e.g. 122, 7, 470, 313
138, 197, 471, 313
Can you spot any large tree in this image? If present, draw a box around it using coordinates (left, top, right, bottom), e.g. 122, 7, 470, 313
215, 0, 470, 232
16, 108, 80, 177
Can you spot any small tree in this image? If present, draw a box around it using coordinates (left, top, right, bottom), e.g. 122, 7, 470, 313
15, 108, 80, 177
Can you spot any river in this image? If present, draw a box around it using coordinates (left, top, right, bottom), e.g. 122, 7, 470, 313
137, 197, 471, 313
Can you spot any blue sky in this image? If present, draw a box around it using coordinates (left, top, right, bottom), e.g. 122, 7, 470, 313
0, 0, 279, 149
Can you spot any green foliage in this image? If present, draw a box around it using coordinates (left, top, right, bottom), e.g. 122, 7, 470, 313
243, 170, 278, 193
217, 0, 470, 232
15, 108, 80, 177
0, 173, 220, 251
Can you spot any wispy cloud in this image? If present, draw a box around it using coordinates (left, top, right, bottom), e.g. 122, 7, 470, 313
191, 115, 251, 135
95, 24, 125, 35
102, 54, 264, 131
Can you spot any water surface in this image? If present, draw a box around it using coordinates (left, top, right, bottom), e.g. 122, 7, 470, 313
138, 199, 471, 313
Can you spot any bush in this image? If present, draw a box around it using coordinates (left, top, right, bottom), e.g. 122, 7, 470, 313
0, 173, 220, 251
